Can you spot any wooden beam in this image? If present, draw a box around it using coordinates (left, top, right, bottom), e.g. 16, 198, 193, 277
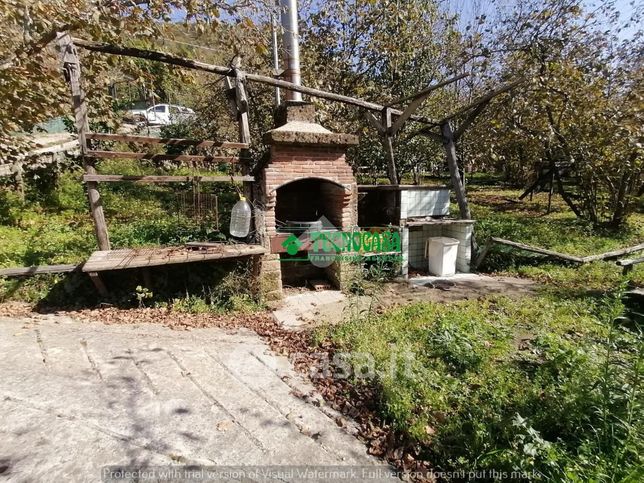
405, 218, 475, 226
86, 133, 248, 149
57, 32, 110, 251
389, 93, 430, 135
441, 122, 471, 219
472, 239, 493, 271
382, 108, 399, 184
230, 70, 254, 230
384, 73, 468, 107
15, 139, 79, 159
234, 73, 251, 145
88, 272, 109, 297
83, 174, 254, 183
475, 239, 644, 270
582, 243, 644, 263
408, 127, 443, 143
439, 78, 525, 124
0, 264, 84, 277
389, 74, 469, 135
86, 150, 240, 162
519, 169, 552, 200
617, 257, 644, 275
363, 111, 385, 134
82, 245, 267, 272
70, 37, 439, 126
483, 238, 586, 264
453, 99, 490, 140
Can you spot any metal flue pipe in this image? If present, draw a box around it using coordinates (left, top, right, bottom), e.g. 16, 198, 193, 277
280, 0, 302, 101
271, 12, 281, 105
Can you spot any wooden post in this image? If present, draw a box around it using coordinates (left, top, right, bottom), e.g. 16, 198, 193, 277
441, 122, 471, 220
234, 75, 251, 146
472, 238, 493, 271
88, 272, 109, 298
547, 169, 555, 214
57, 33, 110, 250
231, 69, 255, 240
13, 159, 25, 200
382, 108, 399, 184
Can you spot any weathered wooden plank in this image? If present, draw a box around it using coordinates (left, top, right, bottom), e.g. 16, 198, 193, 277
453, 99, 491, 140
617, 257, 644, 275
82, 174, 254, 183
57, 32, 110, 251
234, 74, 251, 145
582, 243, 644, 263
405, 219, 476, 226
82, 245, 267, 272
363, 111, 385, 134
88, 272, 109, 297
70, 37, 439, 126
472, 239, 493, 271
381, 108, 399, 184
0, 264, 83, 277
15, 139, 79, 159
86, 133, 248, 149
617, 257, 644, 267
475, 239, 644, 270
487, 238, 586, 263
86, 150, 240, 162
358, 184, 449, 191
415, 128, 443, 143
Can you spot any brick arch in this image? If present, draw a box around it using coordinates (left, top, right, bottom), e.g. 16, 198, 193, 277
274, 177, 350, 230
271, 176, 349, 194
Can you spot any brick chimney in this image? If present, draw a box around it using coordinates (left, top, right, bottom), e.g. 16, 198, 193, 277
254, 101, 359, 299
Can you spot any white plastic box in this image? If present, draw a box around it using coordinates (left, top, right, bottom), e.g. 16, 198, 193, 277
425, 237, 460, 276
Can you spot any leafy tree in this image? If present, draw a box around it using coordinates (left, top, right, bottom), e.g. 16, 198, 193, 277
300, 0, 466, 182
0, 1, 267, 151
463, 0, 643, 227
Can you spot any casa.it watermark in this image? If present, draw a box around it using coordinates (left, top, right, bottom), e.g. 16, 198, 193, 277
289, 348, 416, 381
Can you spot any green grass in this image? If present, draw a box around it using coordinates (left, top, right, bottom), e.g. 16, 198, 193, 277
0, 160, 238, 267
468, 187, 644, 290
322, 183, 643, 480
0, 159, 250, 307
322, 293, 643, 481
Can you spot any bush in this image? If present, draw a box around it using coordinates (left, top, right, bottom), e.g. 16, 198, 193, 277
0, 189, 26, 225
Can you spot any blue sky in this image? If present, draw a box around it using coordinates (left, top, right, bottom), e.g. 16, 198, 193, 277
444, 0, 641, 40
169, 0, 641, 41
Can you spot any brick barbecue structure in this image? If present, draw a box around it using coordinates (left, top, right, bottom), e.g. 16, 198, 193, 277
253, 101, 359, 299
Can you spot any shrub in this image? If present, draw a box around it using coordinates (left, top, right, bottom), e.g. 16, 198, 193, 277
0, 189, 26, 225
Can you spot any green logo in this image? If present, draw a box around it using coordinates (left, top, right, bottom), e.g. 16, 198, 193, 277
282, 234, 304, 255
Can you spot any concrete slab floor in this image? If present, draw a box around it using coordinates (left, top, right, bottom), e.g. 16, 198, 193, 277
272, 274, 538, 331
0, 315, 388, 482
273, 290, 351, 329
408, 273, 537, 294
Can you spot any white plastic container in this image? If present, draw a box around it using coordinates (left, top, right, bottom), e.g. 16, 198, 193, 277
425, 237, 460, 276
229, 197, 252, 238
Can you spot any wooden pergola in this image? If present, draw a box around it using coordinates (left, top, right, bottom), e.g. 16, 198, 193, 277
63, 35, 523, 219
59, 34, 524, 255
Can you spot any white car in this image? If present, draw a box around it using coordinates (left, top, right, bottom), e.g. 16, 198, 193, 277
127, 104, 196, 126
